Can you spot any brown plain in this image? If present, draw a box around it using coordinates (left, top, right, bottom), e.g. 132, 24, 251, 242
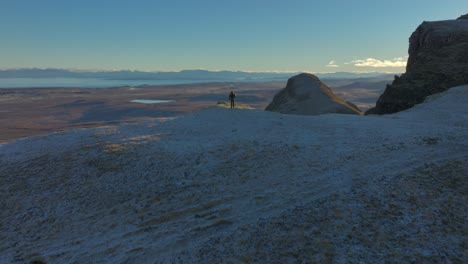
0, 82, 285, 143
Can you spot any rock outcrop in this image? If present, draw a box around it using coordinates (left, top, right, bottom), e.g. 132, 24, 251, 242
366, 15, 468, 114
265, 73, 362, 115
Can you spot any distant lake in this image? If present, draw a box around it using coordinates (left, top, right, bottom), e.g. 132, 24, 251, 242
131, 99, 175, 104
0, 77, 283, 88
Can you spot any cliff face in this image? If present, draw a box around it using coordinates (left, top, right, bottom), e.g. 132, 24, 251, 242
366, 15, 468, 114
265, 73, 362, 115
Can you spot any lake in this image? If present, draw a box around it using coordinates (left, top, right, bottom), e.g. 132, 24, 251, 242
0, 77, 283, 88
130, 99, 175, 104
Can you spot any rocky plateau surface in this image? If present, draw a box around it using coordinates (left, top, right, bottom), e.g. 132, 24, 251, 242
1, 86, 467, 263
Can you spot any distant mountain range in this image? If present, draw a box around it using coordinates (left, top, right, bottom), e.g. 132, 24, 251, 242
0, 68, 395, 80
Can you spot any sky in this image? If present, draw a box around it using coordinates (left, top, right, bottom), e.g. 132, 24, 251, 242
0, 0, 466, 73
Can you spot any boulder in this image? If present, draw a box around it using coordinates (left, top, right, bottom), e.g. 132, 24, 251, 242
366, 16, 468, 114
265, 73, 362, 115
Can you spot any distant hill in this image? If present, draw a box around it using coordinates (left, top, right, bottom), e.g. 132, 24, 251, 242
315, 71, 395, 80
0, 68, 395, 81
333, 80, 391, 91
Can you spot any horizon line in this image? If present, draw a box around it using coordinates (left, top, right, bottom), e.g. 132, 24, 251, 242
0, 67, 404, 75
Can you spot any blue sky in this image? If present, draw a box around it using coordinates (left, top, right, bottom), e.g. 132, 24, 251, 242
0, 0, 466, 73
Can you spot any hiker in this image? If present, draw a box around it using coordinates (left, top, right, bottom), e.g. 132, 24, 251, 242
229, 91, 236, 108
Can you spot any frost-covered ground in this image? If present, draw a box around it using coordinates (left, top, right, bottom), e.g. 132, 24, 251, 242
1, 86, 467, 263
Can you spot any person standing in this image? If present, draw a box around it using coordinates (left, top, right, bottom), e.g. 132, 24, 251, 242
229, 91, 236, 109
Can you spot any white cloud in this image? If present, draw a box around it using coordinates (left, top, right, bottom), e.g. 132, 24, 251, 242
350, 56, 407, 67
326, 60, 339, 68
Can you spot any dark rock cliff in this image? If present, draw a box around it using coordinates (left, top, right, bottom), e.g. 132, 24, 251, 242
366, 15, 468, 114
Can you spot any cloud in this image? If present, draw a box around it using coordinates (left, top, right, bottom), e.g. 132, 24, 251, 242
326, 60, 339, 68
350, 57, 407, 67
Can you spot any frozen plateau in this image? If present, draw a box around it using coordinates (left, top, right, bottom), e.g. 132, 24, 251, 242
1, 86, 467, 263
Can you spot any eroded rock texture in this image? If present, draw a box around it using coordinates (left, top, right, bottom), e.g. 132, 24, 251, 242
265, 73, 362, 115
366, 15, 468, 114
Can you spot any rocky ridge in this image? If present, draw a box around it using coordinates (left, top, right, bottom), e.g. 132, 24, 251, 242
366, 15, 468, 114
